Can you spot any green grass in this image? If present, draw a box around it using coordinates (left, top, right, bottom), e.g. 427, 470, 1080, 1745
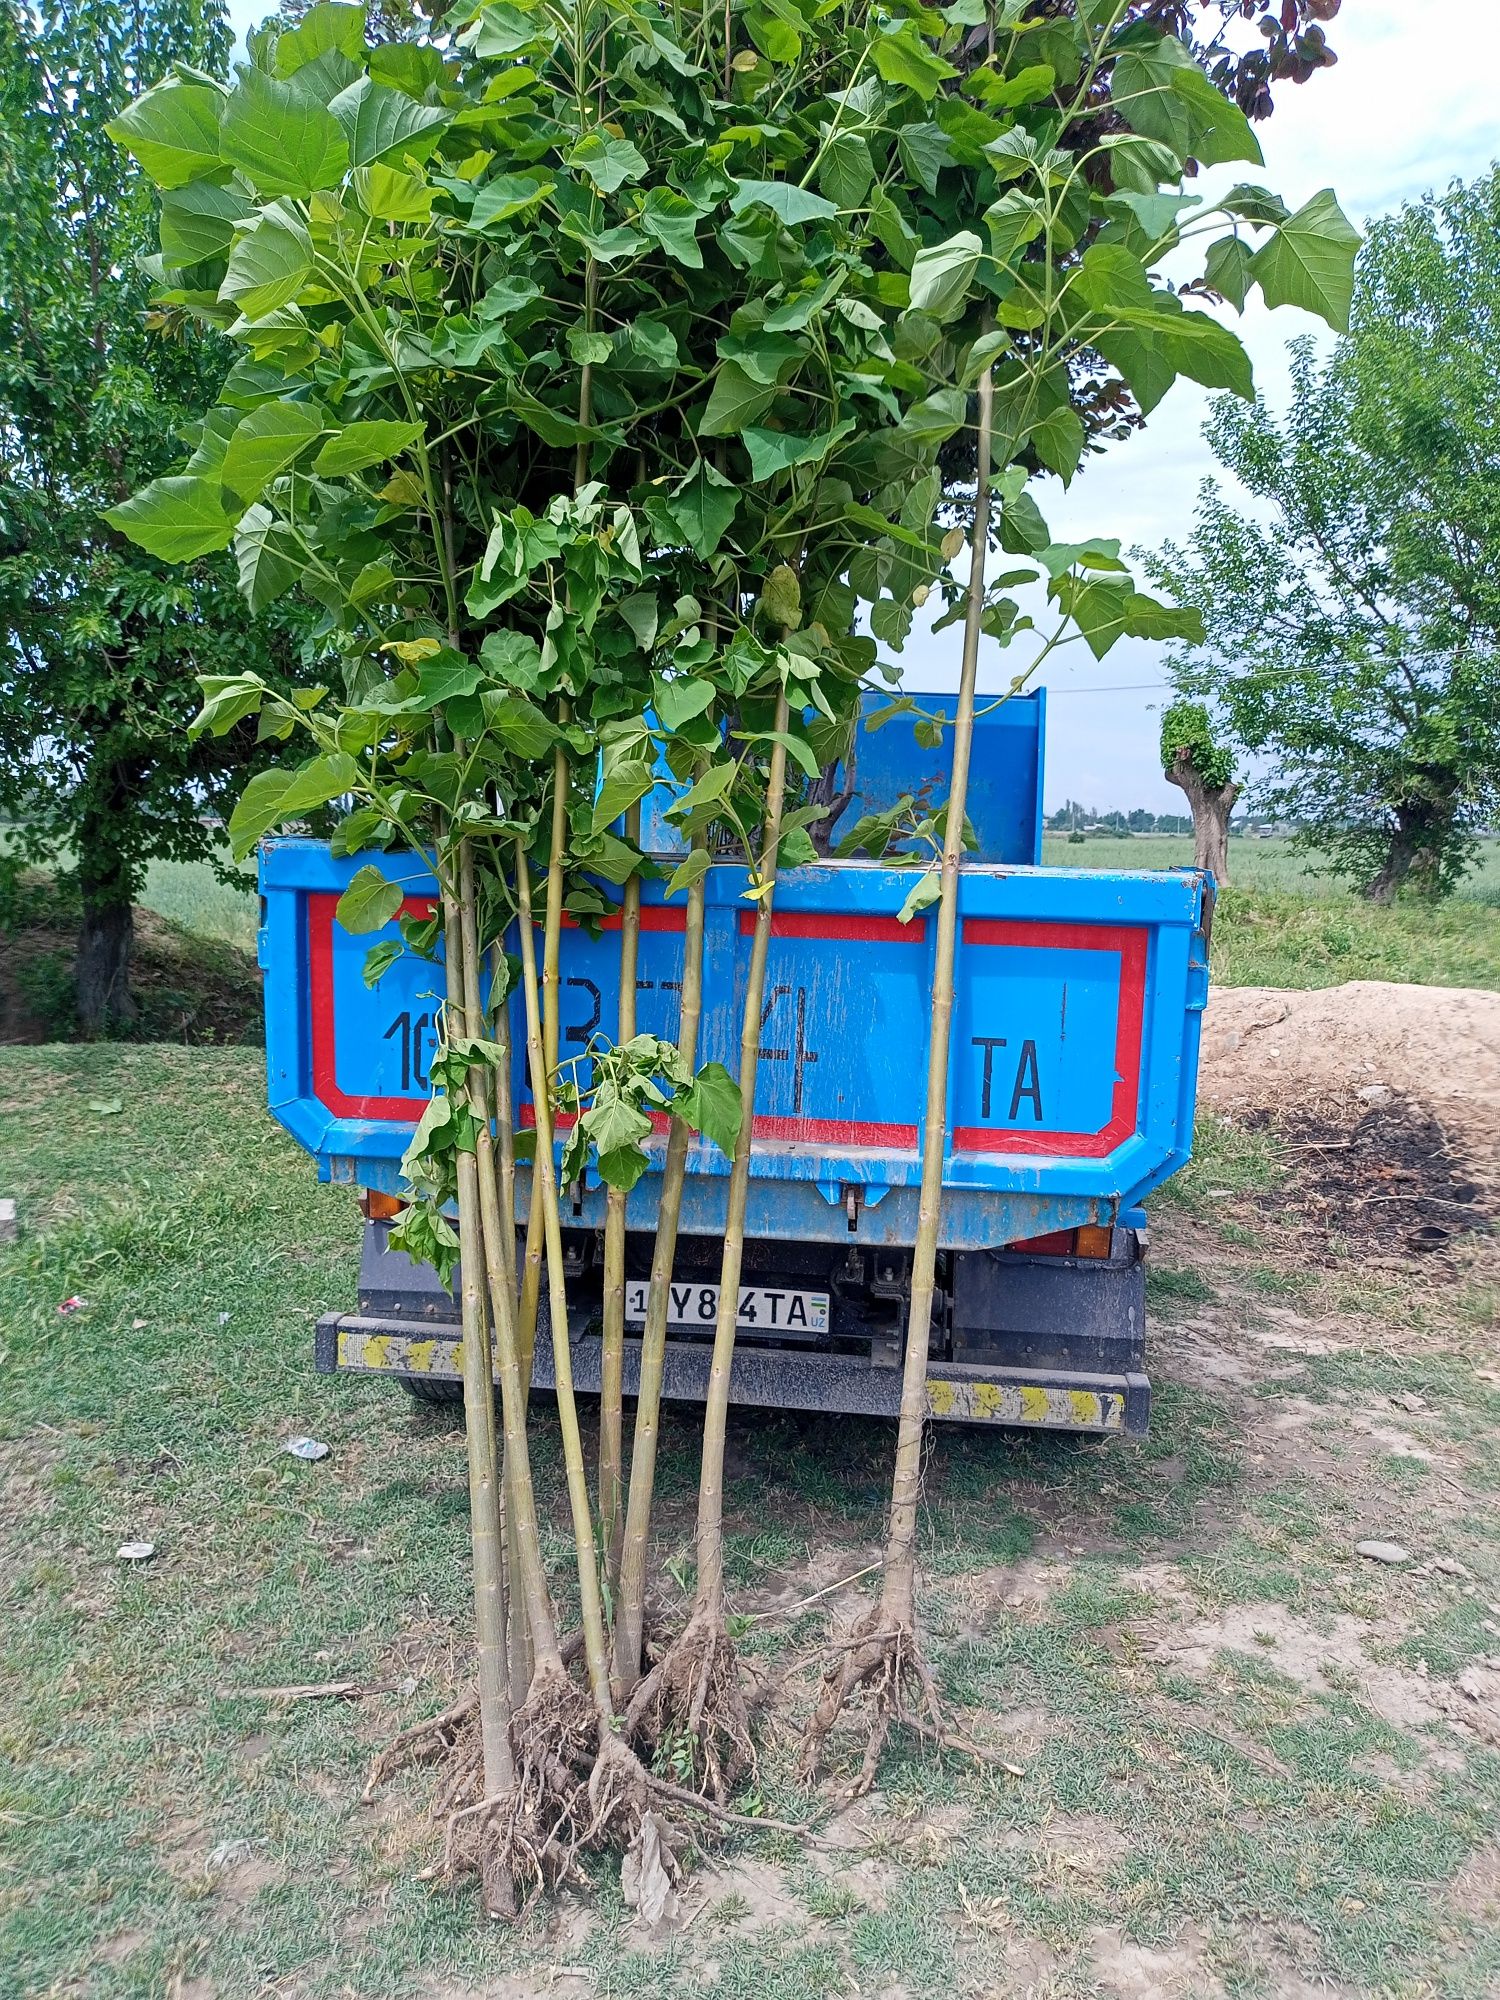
5, 1047, 1500, 1998
141, 852, 259, 949
1041, 831, 1500, 904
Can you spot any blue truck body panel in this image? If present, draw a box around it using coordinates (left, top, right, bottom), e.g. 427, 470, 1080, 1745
256, 839, 1209, 1254
845, 690, 1045, 866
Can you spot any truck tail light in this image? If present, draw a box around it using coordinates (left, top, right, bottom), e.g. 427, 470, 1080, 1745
1007, 1226, 1113, 1260
359, 1189, 407, 1222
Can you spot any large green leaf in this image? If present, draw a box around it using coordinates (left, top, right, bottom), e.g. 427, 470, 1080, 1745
907, 229, 983, 320
699, 361, 776, 436
665, 462, 739, 557
728, 179, 838, 227
336, 863, 404, 935
467, 172, 555, 231
592, 757, 658, 832
274, 2, 367, 75
219, 64, 349, 196
872, 21, 958, 100
106, 77, 223, 190
159, 181, 256, 266
328, 76, 451, 168
219, 210, 313, 320
817, 131, 874, 210
1052, 577, 1205, 661
675, 1061, 742, 1158
651, 674, 716, 730
485, 695, 556, 759
228, 752, 359, 858
314, 420, 425, 475
234, 503, 302, 609
1112, 35, 1262, 168
568, 129, 648, 192
743, 418, 854, 480
1248, 189, 1361, 332
103, 476, 236, 562
220, 404, 325, 502
639, 188, 706, 268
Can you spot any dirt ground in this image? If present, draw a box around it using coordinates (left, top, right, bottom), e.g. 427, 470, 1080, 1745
3, 994, 1500, 1999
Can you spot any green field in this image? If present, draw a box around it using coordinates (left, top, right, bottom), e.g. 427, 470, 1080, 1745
2, 1048, 1499, 1998
128, 834, 1500, 996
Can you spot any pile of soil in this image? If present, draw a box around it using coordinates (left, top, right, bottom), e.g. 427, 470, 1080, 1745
0, 906, 262, 1046
1199, 981, 1500, 1256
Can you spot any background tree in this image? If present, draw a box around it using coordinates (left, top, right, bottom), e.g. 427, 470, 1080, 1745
1146, 172, 1500, 902
0, 0, 298, 1032
1160, 698, 1237, 880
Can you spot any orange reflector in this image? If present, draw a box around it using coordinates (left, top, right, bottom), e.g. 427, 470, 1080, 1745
1073, 1225, 1114, 1260
359, 1189, 406, 1222
1007, 1226, 1114, 1260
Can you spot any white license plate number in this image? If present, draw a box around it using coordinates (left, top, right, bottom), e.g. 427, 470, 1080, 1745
624, 1280, 829, 1335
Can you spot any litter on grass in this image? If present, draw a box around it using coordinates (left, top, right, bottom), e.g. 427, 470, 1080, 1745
285, 1436, 329, 1461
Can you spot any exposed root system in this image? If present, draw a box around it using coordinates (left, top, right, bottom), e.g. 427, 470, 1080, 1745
624, 1605, 755, 1802
798, 1604, 996, 1800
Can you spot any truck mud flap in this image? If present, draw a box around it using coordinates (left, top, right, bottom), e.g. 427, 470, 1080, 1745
315, 1313, 1150, 1436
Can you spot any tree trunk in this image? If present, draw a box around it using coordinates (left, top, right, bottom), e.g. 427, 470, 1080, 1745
75, 821, 137, 1036
1364, 806, 1446, 904
1166, 750, 1238, 885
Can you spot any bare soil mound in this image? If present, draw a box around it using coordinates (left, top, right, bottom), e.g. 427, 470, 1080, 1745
1201, 982, 1500, 1168
1200, 982, 1500, 1255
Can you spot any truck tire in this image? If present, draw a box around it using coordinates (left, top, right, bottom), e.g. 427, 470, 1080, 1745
398, 1373, 464, 1407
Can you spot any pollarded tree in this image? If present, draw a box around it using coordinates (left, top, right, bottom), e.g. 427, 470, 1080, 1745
1160, 699, 1236, 881
1147, 170, 1500, 902
0, 0, 302, 1031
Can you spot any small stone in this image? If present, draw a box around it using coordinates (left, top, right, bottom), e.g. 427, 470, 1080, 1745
1433, 1557, 1467, 1578
1391, 1390, 1427, 1413
1357, 1083, 1393, 1106
1356, 1539, 1411, 1565
0, 1197, 16, 1244
117, 1541, 155, 1563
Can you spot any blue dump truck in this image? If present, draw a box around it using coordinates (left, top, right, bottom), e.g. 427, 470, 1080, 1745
258, 693, 1211, 1439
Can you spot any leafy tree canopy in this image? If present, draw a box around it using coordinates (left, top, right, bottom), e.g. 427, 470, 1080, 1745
0, 0, 305, 1030
1148, 168, 1500, 903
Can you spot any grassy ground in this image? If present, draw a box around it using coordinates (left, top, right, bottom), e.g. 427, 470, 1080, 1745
3, 1047, 1499, 1999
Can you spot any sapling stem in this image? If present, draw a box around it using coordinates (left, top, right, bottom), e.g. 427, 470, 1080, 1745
611, 836, 708, 1689
599, 801, 642, 1585
513, 839, 616, 1721
516, 729, 570, 1383
694, 693, 789, 1613
885, 368, 995, 1615
443, 869, 515, 1794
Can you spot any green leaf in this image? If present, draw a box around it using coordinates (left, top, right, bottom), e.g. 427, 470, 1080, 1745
872, 22, 959, 101
227, 752, 358, 858
1221, 183, 1291, 227
192, 673, 267, 736
666, 760, 737, 826
363, 939, 403, 987
106, 77, 223, 190
220, 212, 313, 320
159, 181, 255, 265
986, 62, 1055, 110
314, 420, 425, 476
351, 160, 435, 220
675, 1061, 742, 1157
700, 361, 776, 436
234, 503, 301, 609
1072, 242, 1153, 313
569, 129, 648, 192
747, 728, 818, 779
593, 758, 657, 832
337, 863, 405, 934
1204, 234, 1253, 310
639, 188, 706, 267
897, 123, 952, 198
897, 869, 941, 924
817, 131, 874, 210
486, 694, 556, 759
728, 179, 838, 227
104, 475, 235, 562
328, 76, 451, 168
652, 674, 716, 731
274, 3, 367, 74
1094, 301, 1253, 410
743, 418, 854, 480
1028, 405, 1085, 483
1248, 189, 1361, 332
1052, 577, 1205, 661
478, 628, 544, 690
908, 230, 983, 321
220, 403, 324, 500
469, 2, 555, 57
666, 462, 739, 558
467, 172, 555, 230
219, 64, 349, 196
665, 846, 711, 898
1112, 35, 1262, 168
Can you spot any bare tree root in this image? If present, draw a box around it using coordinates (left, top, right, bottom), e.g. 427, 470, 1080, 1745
623, 1603, 755, 1803
797, 1605, 994, 1801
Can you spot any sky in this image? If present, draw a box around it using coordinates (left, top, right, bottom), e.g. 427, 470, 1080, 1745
225, 1, 1500, 810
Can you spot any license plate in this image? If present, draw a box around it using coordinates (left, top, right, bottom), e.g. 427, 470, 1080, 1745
624, 1279, 829, 1335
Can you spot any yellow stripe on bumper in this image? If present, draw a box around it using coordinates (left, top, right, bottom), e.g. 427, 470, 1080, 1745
925, 1377, 1124, 1430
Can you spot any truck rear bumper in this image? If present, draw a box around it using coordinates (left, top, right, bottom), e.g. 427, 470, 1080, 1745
314, 1312, 1150, 1436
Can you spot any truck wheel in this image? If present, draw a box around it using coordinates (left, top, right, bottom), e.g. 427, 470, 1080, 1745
398, 1374, 464, 1407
